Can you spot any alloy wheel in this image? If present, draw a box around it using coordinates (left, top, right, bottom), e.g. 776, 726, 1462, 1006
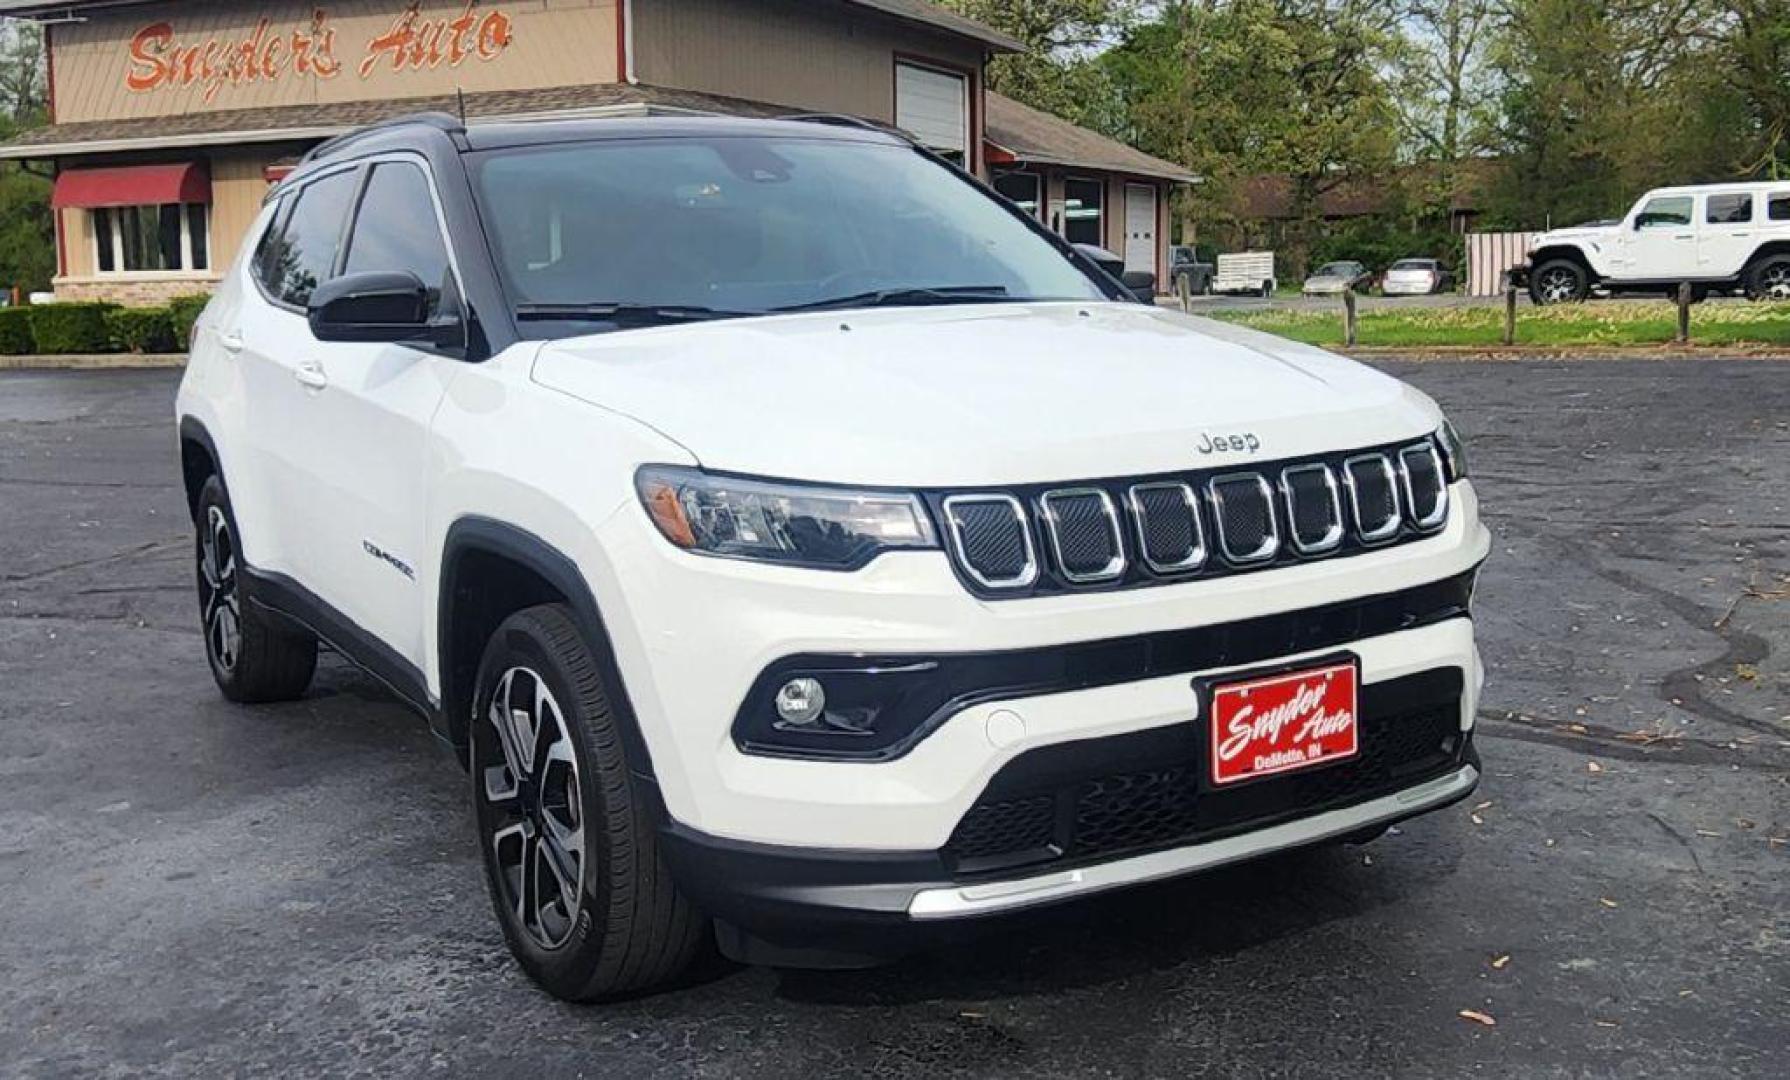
198, 505, 241, 673
1761, 263, 1790, 301
1536, 267, 1579, 304
482, 666, 586, 950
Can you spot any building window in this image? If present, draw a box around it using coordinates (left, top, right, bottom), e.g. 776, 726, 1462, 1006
895, 61, 970, 165
93, 204, 210, 274
1063, 177, 1104, 246
993, 172, 1041, 219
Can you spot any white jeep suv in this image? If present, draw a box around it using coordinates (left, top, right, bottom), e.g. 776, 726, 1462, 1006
1515, 182, 1790, 303
177, 113, 1488, 1000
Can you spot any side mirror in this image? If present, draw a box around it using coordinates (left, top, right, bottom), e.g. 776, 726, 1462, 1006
308, 270, 460, 347
1121, 269, 1157, 302
1074, 243, 1126, 280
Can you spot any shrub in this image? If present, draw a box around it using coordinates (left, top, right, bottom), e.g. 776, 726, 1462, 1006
29, 301, 120, 353
0, 307, 34, 354
106, 306, 177, 354
168, 294, 211, 351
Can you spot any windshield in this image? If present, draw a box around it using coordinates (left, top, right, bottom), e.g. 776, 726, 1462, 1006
1390, 260, 1434, 271
1314, 263, 1357, 276
472, 135, 1107, 328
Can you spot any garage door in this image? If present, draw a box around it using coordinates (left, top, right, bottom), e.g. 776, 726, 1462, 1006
1124, 183, 1157, 275
896, 63, 968, 160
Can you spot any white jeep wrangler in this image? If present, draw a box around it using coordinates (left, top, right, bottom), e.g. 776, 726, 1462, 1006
1515, 182, 1790, 304
176, 112, 1488, 1000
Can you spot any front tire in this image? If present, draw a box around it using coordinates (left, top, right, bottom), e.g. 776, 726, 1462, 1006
194, 476, 317, 703
1529, 258, 1589, 305
1744, 254, 1790, 301
471, 604, 707, 1001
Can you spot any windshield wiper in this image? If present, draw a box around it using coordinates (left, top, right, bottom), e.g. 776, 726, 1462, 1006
514, 302, 760, 324
772, 285, 1012, 313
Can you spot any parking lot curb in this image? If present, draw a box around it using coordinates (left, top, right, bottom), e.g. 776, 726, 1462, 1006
0, 353, 187, 370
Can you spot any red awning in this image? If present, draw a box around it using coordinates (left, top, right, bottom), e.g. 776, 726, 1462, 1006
52, 162, 211, 210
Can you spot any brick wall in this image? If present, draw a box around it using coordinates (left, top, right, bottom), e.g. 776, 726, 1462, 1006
54, 277, 219, 307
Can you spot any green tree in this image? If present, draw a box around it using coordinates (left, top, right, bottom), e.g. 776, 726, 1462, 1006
0, 21, 50, 293
936, 0, 1133, 127
1102, 1, 1399, 275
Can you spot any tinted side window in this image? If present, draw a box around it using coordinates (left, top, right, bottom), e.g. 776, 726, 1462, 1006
343, 161, 453, 318
252, 196, 294, 295
1706, 193, 1752, 224
275, 169, 358, 307
1636, 196, 1692, 228
1770, 193, 1790, 222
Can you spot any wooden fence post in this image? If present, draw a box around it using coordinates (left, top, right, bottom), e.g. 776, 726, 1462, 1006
1503, 283, 1518, 346
1676, 282, 1692, 344
1343, 286, 1358, 348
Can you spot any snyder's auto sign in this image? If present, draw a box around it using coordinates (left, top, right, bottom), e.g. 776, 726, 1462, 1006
125, 2, 516, 103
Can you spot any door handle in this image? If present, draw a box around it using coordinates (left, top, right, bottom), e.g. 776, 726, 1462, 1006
1673, 233, 1693, 240
218, 330, 245, 354
293, 361, 329, 391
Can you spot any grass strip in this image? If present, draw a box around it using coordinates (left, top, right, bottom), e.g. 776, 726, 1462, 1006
1207, 300, 1790, 349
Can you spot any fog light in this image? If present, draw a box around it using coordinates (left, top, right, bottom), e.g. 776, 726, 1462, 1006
774, 677, 826, 727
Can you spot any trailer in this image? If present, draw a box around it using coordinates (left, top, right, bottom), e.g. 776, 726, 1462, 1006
1213, 251, 1277, 297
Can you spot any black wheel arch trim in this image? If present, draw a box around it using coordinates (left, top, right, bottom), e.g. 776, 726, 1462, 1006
438, 516, 660, 780
178, 416, 227, 522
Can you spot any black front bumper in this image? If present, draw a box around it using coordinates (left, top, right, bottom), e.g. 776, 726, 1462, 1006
658, 664, 1479, 961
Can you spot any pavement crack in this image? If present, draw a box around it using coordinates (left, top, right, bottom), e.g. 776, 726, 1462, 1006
1475, 709, 1790, 772
1646, 811, 1706, 876
1508, 527, 1783, 739
0, 537, 186, 584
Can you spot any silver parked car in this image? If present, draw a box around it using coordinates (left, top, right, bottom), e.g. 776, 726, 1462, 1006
1382, 258, 1454, 296
1302, 260, 1374, 296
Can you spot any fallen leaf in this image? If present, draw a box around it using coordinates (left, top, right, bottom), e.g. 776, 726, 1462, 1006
1471, 813, 1485, 825
1735, 664, 1758, 682
1473, 801, 1493, 812
1569, 723, 1590, 734
1587, 761, 1604, 774
1599, 897, 1619, 909
1695, 829, 1721, 838
1595, 1020, 1620, 1029
1458, 1009, 1497, 1027
1491, 954, 1511, 970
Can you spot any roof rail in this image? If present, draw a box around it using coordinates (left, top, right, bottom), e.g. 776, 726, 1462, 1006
782, 113, 911, 141
300, 111, 467, 165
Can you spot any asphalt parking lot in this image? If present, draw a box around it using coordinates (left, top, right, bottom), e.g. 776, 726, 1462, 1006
1, 361, 1785, 1078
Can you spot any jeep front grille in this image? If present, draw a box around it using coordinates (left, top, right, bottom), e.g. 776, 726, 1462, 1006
930, 436, 1454, 598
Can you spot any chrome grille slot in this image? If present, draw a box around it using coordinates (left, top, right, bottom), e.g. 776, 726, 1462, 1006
1281, 463, 1344, 554
1127, 482, 1206, 574
1207, 473, 1279, 564
943, 495, 1038, 589
1342, 453, 1401, 543
1399, 443, 1448, 531
1041, 488, 1125, 583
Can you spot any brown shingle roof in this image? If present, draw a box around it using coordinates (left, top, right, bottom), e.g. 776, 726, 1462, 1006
984, 92, 1196, 184
0, 83, 798, 158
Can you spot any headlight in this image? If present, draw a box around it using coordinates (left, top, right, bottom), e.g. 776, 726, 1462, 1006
635, 466, 938, 569
1437, 419, 1469, 481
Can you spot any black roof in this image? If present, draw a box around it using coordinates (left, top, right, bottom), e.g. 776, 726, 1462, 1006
286, 111, 908, 185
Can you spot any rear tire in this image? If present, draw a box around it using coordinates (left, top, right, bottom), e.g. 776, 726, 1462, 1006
1744, 254, 1790, 301
194, 476, 317, 703
471, 604, 707, 1001
1529, 258, 1588, 305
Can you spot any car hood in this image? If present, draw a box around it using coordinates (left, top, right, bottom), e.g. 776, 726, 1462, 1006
530, 302, 1443, 487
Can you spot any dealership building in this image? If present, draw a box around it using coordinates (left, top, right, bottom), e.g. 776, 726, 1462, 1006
0, 0, 1194, 305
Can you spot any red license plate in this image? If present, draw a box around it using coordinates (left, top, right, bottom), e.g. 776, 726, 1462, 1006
1207, 659, 1359, 786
